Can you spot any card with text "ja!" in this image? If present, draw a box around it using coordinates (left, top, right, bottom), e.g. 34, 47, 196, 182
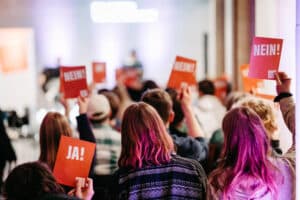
53, 136, 96, 187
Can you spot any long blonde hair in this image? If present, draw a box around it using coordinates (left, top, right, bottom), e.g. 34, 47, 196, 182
237, 97, 278, 139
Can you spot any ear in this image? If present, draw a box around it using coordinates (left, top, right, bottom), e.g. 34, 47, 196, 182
169, 110, 175, 123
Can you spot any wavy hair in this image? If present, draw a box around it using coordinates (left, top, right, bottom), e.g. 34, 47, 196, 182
4, 161, 64, 199
237, 97, 278, 140
209, 107, 278, 199
39, 112, 72, 170
118, 102, 174, 169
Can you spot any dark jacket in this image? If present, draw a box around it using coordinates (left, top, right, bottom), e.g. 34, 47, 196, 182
0, 110, 17, 165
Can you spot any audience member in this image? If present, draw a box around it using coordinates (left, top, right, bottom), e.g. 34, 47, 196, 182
98, 90, 121, 130
166, 88, 187, 137
85, 94, 121, 175
76, 95, 121, 199
224, 91, 252, 111
208, 106, 294, 199
237, 97, 283, 154
3, 161, 94, 200
274, 72, 295, 136
206, 91, 252, 174
39, 112, 73, 170
274, 71, 295, 198
115, 102, 207, 199
194, 79, 226, 140
141, 80, 159, 94
141, 87, 208, 161
112, 84, 133, 131
0, 110, 17, 189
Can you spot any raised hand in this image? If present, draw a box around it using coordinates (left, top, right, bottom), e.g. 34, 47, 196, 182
274, 72, 291, 94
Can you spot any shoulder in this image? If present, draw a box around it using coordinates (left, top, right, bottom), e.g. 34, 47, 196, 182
171, 155, 206, 176
271, 156, 294, 180
210, 129, 224, 144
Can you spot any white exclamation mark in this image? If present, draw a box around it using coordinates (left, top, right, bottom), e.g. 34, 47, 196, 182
80, 147, 85, 161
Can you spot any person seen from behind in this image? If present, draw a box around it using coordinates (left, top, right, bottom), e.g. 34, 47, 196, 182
115, 102, 207, 199
141, 87, 208, 161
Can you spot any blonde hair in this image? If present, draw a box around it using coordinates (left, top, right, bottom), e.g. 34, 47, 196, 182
237, 97, 278, 139
118, 102, 174, 169
39, 112, 73, 170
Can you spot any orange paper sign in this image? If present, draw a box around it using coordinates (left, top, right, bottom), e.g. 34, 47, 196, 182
60, 66, 88, 98
214, 75, 229, 102
249, 37, 283, 79
53, 136, 96, 187
167, 56, 197, 89
240, 64, 275, 100
115, 67, 141, 87
92, 62, 106, 83
240, 64, 263, 92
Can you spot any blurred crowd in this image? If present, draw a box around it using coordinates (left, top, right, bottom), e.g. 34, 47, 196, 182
0, 70, 295, 200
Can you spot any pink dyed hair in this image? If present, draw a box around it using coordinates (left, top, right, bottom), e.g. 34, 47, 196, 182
118, 102, 174, 169
209, 107, 278, 199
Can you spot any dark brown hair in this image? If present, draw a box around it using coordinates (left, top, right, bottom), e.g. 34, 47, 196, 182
4, 161, 64, 199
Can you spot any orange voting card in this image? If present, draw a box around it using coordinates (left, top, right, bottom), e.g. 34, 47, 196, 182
249, 37, 283, 79
53, 136, 96, 187
167, 56, 197, 89
60, 66, 88, 98
255, 93, 275, 100
240, 64, 263, 92
240, 64, 275, 100
214, 75, 229, 102
92, 62, 106, 83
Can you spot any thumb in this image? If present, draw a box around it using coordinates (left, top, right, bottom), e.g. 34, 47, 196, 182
75, 179, 83, 198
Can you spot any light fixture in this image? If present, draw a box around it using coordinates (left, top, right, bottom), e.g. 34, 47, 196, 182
90, 1, 159, 23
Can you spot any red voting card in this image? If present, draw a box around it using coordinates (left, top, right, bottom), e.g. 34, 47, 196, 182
167, 56, 197, 89
115, 67, 141, 87
53, 136, 96, 187
92, 62, 106, 83
60, 66, 88, 98
249, 37, 283, 79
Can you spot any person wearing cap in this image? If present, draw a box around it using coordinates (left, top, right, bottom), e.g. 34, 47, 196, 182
85, 94, 121, 176
76, 94, 121, 199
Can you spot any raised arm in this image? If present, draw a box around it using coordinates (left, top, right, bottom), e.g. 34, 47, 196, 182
179, 86, 205, 138
76, 96, 96, 143
76, 97, 96, 177
175, 86, 208, 161
274, 72, 295, 144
